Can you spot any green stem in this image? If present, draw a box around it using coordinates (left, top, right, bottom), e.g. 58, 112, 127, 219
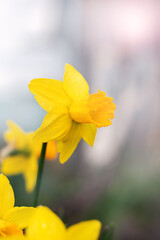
33, 142, 47, 207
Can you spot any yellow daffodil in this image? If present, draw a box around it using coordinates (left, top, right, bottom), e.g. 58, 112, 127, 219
2, 206, 101, 240
29, 64, 116, 164
27, 206, 101, 240
0, 121, 57, 192
0, 174, 34, 237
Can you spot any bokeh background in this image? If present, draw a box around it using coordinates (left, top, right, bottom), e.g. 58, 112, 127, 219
0, 0, 160, 239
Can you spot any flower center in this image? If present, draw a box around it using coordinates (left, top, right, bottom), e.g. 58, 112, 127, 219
69, 97, 91, 124
69, 90, 116, 127
0, 219, 23, 237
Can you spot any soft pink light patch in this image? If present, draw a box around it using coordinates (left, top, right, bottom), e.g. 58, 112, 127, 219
109, 1, 156, 49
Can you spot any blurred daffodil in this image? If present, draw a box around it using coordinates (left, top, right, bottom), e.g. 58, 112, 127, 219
2, 206, 101, 240
0, 121, 57, 192
0, 174, 34, 237
27, 206, 101, 240
29, 64, 116, 164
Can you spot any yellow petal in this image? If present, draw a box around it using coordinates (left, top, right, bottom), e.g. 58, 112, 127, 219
56, 141, 63, 153
1, 155, 38, 193
0, 219, 23, 237
3, 207, 35, 229
66, 220, 101, 240
29, 78, 71, 112
80, 123, 97, 147
63, 64, 89, 100
1, 237, 25, 240
23, 157, 38, 192
34, 110, 72, 142
4, 121, 26, 148
26, 206, 66, 240
1, 156, 28, 175
0, 174, 15, 218
58, 122, 81, 164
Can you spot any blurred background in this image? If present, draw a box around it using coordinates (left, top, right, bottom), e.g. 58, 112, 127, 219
0, 0, 160, 239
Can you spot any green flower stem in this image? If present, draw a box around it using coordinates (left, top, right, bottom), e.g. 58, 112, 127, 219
33, 142, 47, 207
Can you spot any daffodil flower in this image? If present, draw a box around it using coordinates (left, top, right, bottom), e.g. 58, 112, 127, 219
3, 206, 100, 240
0, 121, 57, 192
2, 206, 101, 240
25, 206, 101, 240
0, 174, 34, 237
29, 64, 116, 164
